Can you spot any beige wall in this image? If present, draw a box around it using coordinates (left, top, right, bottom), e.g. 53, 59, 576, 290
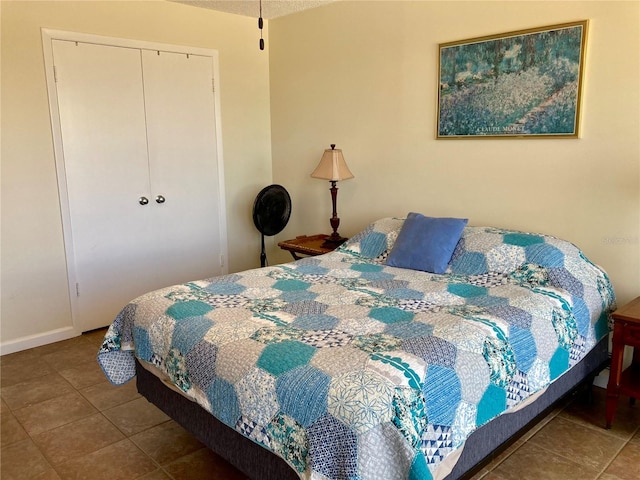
269, 1, 640, 305
1, 1, 272, 348
2, 0, 638, 352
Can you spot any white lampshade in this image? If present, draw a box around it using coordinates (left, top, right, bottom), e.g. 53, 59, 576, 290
310, 145, 354, 181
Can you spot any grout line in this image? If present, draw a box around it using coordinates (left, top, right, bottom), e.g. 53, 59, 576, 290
517, 401, 627, 479
529, 420, 627, 480
592, 436, 629, 479
2, 332, 638, 480
559, 404, 638, 442
526, 440, 602, 479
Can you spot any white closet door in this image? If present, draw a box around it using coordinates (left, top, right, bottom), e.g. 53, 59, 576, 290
50, 36, 226, 333
52, 40, 157, 332
141, 50, 224, 284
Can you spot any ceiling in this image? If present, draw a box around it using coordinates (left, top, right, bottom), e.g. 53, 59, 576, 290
170, 0, 336, 19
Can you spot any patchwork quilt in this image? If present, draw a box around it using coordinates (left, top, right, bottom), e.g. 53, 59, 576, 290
98, 218, 615, 480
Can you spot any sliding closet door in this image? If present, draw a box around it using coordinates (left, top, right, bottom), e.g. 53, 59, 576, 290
141, 50, 224, 285
52, 40, 157, 332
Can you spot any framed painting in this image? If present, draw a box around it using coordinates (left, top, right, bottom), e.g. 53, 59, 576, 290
437, 20, 588, 139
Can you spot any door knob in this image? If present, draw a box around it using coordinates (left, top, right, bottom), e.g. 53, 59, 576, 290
155, 195, 166, 204
139, 196, 149, 205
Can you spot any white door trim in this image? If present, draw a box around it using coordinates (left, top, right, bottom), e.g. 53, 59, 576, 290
41, 28, 228, 333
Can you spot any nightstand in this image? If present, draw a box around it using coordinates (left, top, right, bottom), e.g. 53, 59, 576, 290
605, 296, 640, 429
278, 234, 345, 260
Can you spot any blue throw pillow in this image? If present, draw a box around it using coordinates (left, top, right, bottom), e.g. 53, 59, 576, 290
385, 213, 468, 273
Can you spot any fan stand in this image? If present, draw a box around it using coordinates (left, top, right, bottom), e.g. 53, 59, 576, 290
260, 233, 267, 268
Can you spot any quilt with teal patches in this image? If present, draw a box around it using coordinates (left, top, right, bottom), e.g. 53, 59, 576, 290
98, 218, 615, 480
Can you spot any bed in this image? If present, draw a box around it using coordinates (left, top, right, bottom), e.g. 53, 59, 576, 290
98, 216, 615, 480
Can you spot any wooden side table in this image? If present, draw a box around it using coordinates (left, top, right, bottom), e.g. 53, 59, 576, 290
278, 234, 345, 260
605, 296, 640, 429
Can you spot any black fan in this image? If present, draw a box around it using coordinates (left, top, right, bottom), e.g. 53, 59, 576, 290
252, 184, 292, 267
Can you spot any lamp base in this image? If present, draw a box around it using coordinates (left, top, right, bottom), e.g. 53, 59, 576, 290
322, 233, 348, 247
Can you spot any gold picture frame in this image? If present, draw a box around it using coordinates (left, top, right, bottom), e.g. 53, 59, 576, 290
437, 20, 588, 139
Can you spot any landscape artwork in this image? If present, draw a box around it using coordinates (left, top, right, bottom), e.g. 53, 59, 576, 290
437, 21, 588, 138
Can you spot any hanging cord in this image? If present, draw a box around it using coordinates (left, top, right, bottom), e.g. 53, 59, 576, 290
258, 0, 265, 50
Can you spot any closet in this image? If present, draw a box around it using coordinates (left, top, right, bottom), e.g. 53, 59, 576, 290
43, 30, 227, 332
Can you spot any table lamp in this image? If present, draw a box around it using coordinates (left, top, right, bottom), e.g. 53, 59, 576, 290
310, 144, 354, 244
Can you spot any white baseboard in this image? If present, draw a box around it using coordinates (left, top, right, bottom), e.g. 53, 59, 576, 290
0, 326, 79, 355
593, 367, 609, 389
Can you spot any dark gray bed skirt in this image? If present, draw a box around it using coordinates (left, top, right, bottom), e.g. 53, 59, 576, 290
445, 336, 608, 479
135, 364, 300, 480
135, 336, 609, 480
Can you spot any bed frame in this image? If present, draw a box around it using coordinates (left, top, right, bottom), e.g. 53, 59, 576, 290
135, 336, 608, 480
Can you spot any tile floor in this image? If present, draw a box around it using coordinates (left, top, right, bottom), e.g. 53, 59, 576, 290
1, 330, 639, 480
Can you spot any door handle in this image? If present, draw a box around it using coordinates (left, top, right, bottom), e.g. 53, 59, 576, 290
155, 195, 166, 204
139, 196, 149, 205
